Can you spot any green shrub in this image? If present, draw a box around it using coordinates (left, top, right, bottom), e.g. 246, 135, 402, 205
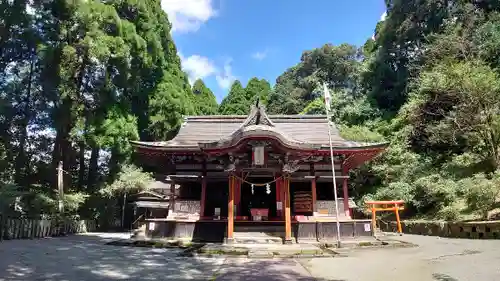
339, 125, 385, 142
435, 204, 461, 221
461, 172, 500, 219
412, 174, 458, 213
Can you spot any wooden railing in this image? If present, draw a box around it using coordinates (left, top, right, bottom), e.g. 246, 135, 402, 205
0, 215, 97, 241
131, 214, 145, 230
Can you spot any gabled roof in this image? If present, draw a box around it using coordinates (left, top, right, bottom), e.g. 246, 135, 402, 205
131, 104, 387, 152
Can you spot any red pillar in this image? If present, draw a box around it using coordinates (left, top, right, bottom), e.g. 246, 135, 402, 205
200, 162, 207, 218
342, 167, 351, 218
311, 177, 317, 214
310, 163, 316, 215
284, 175, 292, 243
200, 176, 206, 217
275, 174, 281, 218
227, 174, 234, 242
235, 173, 241, 216
281, 177, 286, 219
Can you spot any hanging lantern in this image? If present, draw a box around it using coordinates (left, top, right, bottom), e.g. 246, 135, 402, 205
266, 183, 271, 194
251, 184, 254, 194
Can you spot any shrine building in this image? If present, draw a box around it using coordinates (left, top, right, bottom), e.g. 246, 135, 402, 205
131, 103, 387, 243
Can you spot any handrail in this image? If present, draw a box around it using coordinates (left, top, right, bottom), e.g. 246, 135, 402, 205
131, 214, 145, 228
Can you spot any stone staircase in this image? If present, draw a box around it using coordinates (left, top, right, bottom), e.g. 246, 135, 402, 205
233, 224, 289, 244
233, 232, 285, 244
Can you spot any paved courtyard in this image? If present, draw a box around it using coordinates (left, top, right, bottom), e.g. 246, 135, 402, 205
0, 233, 499, 281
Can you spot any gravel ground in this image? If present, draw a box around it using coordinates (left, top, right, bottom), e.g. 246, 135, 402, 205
300, 234, 500, 281
0, 233, 499, 281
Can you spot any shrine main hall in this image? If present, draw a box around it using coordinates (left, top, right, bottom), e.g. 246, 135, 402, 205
131, 104, 387, 243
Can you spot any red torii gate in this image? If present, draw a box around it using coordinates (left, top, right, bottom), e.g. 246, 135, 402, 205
365, 200, 404, 235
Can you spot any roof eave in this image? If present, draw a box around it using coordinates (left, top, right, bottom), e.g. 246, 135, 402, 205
319, 141, 389, 152
130, 140, 201, 152
199, 126, 322, 152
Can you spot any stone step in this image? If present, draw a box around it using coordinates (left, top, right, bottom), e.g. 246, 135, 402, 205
248, 250, 274, 258
130, 227, 146, 239
233, 236, 284, 244
234, 225, 284, 233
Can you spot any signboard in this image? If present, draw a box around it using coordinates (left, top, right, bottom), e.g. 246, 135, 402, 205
364, 223, 371, 232
214, 208, 221, 216
276, 202, 283, 211
149, 222, 156, 231
253, 146, 265, 165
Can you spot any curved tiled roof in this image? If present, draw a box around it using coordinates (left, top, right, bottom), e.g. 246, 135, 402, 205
131, 105, 387, 152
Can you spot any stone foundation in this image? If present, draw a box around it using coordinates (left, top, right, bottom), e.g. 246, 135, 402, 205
145, 219, 373, 243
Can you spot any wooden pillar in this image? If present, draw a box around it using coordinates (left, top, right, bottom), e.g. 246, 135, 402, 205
310, 164, 316, 215
284, 175, 292, 244
234, 173, 241, 216
169, 179, 175, 217
275, 173, 281, 218
200, 162, 207, 217
342, 167, 350, 218
226, 174, 235, 242
395, 203, 402, 234
371, 206, 377, 236
281, 177, 286, 219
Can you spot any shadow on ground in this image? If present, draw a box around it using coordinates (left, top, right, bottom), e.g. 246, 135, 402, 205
0, 233, 333, 281
213, 258, 342, 281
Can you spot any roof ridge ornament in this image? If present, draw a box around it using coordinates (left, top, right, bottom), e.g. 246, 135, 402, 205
241, 98, 274, 127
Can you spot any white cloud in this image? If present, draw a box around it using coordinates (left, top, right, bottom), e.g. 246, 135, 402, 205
252, 50, 268, 61
371, 11, 387, 39
215, 59, 236, 90
178, 52, 236, 90
178, 52, 217, 84
161, 0, 217, 33
380, 11, 387, 21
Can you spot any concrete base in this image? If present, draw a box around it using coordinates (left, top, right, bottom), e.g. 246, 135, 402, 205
283, 238, 294, 245
145, 219, 373, 243
224, 237, 235, 244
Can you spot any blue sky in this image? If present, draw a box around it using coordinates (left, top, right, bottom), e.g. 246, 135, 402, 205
162, 0, 386, 102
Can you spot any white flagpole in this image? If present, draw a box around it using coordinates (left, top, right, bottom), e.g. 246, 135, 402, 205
323, 83, 341, 248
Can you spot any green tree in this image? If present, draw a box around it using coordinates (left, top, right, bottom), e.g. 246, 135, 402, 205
244, 77, 271, 105
0, 0, 192, 222
268, 43, 362, 114
362, 0, 452, 115
191, 79, 218, 115
404, 60, 500, 171
219, 80, 249, 115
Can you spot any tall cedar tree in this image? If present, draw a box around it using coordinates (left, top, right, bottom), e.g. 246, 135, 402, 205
191, 79, 218, 115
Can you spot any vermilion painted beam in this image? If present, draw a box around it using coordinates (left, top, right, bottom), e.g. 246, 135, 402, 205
365, 200, 405, 205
